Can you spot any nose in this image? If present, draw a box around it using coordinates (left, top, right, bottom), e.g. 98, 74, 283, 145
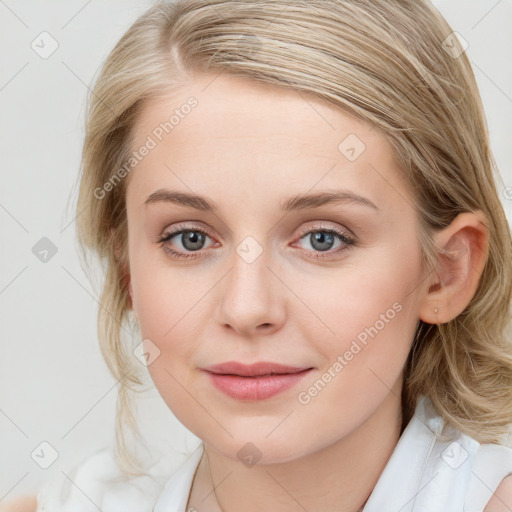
215, 242, 286, 337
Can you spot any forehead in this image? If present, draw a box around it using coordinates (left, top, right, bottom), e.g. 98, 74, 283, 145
132, 72, 376, 152
127, 72, 409, 213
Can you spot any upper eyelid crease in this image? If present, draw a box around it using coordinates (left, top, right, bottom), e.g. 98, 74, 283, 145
144, 189, 379, 212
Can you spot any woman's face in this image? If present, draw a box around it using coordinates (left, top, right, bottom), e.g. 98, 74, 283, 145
125, 72, 428, 464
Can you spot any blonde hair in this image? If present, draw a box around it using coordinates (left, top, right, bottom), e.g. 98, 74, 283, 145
75, 0, 512, 475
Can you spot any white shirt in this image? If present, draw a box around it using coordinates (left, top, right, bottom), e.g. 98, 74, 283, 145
36, 395, 512, 512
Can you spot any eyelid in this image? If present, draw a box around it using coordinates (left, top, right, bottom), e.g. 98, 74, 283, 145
293, 221, 354, 240
160, 221, 215, 239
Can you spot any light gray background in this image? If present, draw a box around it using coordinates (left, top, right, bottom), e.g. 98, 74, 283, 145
1, 0, 511, 500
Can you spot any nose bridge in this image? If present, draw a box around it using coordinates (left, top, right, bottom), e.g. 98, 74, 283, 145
216, 234, 284, 335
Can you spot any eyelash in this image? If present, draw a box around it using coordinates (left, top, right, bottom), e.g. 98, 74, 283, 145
157, 223, 356, 261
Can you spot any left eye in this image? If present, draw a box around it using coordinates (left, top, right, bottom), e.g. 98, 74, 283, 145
296, 229, 352, 253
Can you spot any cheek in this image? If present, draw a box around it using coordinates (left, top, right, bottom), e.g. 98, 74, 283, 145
296, 247, 421, 340
129, 256, 203, 399
130, 243, 203, 338
293, 248, 424, 403
290, 257, 421, 441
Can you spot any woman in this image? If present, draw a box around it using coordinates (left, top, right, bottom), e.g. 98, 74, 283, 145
35, 0, 512, 510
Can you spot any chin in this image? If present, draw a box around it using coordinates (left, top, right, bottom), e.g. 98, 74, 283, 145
197, 415, 346, 467
212, 435, 314, 466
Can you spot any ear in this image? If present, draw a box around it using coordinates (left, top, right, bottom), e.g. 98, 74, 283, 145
419, 210, 489, 325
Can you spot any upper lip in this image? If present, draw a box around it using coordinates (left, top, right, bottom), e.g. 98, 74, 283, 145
203, 361, 313, 377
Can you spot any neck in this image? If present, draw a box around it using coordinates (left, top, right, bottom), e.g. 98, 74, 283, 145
188, 385, 404, 512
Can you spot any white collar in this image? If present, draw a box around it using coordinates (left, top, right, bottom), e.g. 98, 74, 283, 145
362, 395, 479, 512
153, 442, 204, 512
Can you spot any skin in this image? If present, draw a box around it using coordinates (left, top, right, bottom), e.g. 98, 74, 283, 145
0, 496, 37, 512
123, 71, 490, 512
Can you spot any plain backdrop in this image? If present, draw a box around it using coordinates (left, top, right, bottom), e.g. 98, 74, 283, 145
1, 0, 511, 500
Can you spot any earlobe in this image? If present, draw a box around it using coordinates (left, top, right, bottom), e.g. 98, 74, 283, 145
419, 211, 489, 325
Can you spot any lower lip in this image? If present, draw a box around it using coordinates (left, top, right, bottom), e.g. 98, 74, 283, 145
204, 369, 313, 401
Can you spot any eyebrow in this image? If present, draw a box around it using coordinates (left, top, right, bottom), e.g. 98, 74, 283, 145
144, 189, 379, 212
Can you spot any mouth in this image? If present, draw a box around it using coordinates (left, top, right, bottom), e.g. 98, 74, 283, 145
201, 361, 314, 401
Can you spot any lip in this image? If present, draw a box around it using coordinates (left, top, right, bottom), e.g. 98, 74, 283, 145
201, 361, 314, 401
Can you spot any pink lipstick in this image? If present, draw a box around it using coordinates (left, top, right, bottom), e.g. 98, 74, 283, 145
202, 361, 313, 401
